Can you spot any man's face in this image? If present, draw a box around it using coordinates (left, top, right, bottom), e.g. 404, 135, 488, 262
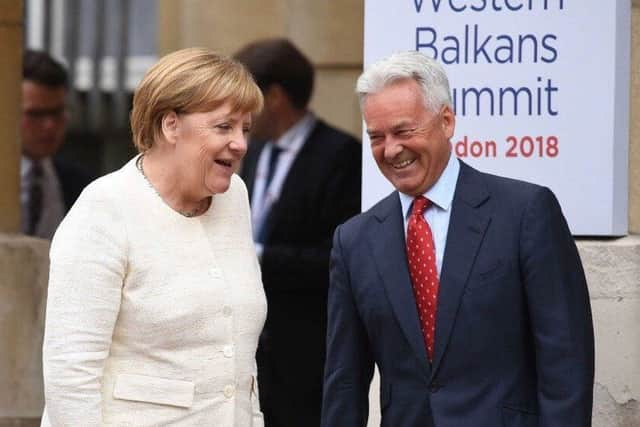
21, 80, 67, 160
249, 105, 276, 142
363, 79, 455, 196
247, 84, 284, 142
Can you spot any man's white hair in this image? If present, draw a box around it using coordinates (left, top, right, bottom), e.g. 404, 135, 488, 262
356, 51, 452, 112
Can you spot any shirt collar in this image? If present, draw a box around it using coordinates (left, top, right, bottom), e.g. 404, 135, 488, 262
271, 111, 316, 151
21, 155, 55, 178
399, 153, 460, 219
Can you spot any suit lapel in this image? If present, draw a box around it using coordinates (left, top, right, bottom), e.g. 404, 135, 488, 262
258, 121, 324, 242
240, 139, 267, 204
430, 162, 491, 377
368, 193, 431, 379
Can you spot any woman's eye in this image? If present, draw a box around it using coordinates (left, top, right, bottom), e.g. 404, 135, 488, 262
216, 124, 232, 131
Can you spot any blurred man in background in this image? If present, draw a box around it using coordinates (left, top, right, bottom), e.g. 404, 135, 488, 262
235, 38, 362, 427
21, 49, 92, 239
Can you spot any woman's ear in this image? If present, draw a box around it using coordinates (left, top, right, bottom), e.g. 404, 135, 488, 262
161, 111, 180, 145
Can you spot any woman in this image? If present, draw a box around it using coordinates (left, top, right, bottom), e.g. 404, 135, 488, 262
41, 48, 266, 426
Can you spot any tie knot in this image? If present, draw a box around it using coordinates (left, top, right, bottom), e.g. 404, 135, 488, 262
411, 196, 430, 216
31, 160, 43, 178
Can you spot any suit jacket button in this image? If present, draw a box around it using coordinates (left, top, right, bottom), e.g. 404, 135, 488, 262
429, 382, 442, 393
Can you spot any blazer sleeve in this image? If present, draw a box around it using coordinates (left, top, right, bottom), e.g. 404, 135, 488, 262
520, 187, 594, 426
321, 225, 374, 427
42, 183, 127, 426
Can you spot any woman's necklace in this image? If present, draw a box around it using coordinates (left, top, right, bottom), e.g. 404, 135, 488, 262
136, 155, 210, 218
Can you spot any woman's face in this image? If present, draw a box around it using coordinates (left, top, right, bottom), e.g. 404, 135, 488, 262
173, 102, 251, 196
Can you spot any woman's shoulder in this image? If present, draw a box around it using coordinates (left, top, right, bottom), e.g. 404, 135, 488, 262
75, 157, 139, 206
229, 173, 248, 195
54, 158, 139, 241
215, 173, 249, 206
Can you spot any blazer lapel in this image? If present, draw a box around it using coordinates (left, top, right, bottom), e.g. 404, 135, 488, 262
431, 162, 491, 377
256, 122, 326, 243
368, 193, 431, 379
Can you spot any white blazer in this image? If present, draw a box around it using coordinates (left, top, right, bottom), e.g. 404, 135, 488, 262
42, 156, 267, 426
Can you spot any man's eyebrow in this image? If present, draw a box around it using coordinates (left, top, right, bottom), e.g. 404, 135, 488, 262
390, 121, 415, 131
366, 121, 415, 135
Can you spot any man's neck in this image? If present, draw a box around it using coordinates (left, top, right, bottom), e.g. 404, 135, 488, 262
271, 108, 307, 141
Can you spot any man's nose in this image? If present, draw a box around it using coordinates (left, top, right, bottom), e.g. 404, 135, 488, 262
42, 115, 59, 129
383, 139, 403, 160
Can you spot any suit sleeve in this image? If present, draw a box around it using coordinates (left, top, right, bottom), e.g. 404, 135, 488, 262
42, 184, 126, 426
321, 225, 374, 427
260, 139, 361, 292
520, 187, 594, 426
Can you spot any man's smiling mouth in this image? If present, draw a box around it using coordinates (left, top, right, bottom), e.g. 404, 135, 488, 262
392, 158, 415, 169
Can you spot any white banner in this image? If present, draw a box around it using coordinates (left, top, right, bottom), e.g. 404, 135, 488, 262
362, 0, 631, 235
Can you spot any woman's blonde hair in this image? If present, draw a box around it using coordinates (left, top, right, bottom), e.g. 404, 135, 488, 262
130, 47, 263, 152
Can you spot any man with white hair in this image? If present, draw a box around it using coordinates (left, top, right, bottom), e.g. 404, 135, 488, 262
321, 51, 594, 426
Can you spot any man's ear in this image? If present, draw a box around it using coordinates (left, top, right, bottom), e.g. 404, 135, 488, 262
441, 105, 456, 139
264, 84, 288, 110
161, 110, 180, 145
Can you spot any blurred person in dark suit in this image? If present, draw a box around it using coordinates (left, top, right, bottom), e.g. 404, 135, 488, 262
21, 49, 92, 239
235, 38, 362, 427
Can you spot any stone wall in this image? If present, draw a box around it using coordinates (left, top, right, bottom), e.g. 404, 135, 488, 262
0, 236, 49, 427
585, 236, 640, 425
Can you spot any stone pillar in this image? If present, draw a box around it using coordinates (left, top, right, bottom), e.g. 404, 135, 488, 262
629, 0, 640, 233
0, 3, 49, 426
0, 0, 23, 233
0, 236, 49, 427
583, 237, 640, 424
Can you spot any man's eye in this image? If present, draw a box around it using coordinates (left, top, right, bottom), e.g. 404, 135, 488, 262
396, 129, 414, 137
369, 135, 383, 145
216, 124, 232, 131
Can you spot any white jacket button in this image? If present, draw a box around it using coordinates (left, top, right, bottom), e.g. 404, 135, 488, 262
223, 345, 234, 358
224, 384, 235, 398
223, 305, 232, 317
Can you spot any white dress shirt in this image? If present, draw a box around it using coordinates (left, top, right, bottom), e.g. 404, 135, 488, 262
398, 153, 460, 277
20, 156, 66, 239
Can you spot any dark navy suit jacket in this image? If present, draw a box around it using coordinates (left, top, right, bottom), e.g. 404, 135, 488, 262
321, 161, 594, 427
241, 119, 361, 426
53, 158, 93, 211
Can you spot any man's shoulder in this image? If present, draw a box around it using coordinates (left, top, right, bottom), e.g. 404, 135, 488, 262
308, 119, 360, 148
53, 157, 94, 187
52, 157, 95, 208
339, 192, 398, 236
459, 161, 546, 206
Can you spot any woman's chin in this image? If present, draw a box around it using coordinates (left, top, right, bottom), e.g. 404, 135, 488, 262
206, 179, 231, 195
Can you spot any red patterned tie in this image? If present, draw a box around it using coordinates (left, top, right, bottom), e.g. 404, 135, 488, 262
406, 196, 439, 362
